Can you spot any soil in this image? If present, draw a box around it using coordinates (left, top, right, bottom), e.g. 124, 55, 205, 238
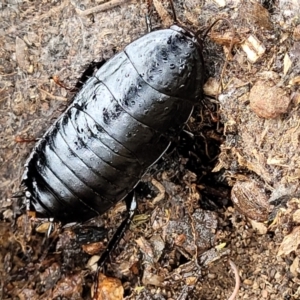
1, 0, 300, 299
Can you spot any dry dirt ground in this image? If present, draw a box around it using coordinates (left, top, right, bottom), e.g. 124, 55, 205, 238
1, 0, 300, 299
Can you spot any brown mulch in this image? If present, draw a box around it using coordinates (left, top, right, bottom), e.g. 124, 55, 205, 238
1, 0, 300, 299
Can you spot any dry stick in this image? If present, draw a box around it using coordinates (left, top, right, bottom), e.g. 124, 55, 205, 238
75, 0, 131, 16
38, 88, 68, 102
228, 260, 241, 300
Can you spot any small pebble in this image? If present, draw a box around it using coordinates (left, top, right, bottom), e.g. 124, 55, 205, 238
243, 279, 253, 286
249, 80, 291, 119
262, 289, 268, 298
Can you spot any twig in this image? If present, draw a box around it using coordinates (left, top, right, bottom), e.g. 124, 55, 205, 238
75, 0, 131, 16
228, 259, 240, 300
38, 88, 68, 102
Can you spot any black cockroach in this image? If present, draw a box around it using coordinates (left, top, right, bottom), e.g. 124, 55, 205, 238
21, 1, 205, 266
16, 3, 241, 297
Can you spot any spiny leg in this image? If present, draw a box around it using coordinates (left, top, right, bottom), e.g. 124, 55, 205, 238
97, 190, 137, 268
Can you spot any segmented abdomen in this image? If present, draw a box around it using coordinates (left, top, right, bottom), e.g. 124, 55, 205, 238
22, 27, 202, 223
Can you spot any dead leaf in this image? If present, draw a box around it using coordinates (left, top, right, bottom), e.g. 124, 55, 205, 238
82, 241, 106, 255
293, 210, 300, 223
136, 236, 154, 262
290, 256, 299, 277
231, 179, 270, 222
142, 264, 164, 286
35, 222, 52, 233
277, 226, 300, 256
250, 220, 267, 235
93, 273, 123, 300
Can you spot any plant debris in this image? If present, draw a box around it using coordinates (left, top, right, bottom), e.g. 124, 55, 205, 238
1, 0, 300, 299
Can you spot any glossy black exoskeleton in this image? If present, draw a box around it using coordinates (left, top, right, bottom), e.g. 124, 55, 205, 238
22, 24, 204, 224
